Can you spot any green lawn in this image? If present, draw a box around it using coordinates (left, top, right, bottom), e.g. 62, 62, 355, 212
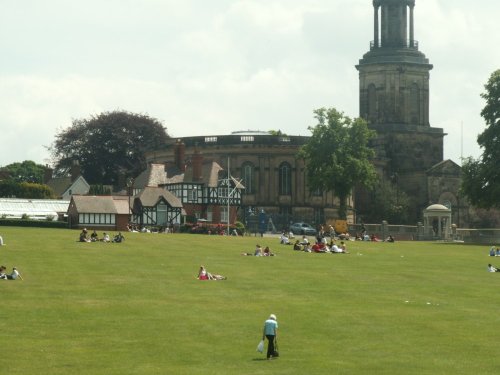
0, 227, 499, 374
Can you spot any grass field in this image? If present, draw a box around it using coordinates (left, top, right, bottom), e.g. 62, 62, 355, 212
0, 226, 499, 375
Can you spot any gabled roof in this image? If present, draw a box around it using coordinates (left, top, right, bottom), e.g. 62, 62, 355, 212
46, 175, 90, 196
46, 177, 72, 196
427, 159, 461, 177
133, 164, 168, 189
70, 195, 130, 215
135, 187, 183, 208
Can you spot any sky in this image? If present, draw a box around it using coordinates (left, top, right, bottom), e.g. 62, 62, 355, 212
0, 0, 499, 167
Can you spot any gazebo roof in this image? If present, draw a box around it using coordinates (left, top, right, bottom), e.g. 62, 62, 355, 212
425, 204, 450, 211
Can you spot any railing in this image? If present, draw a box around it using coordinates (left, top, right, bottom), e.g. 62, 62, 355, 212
370, 40, 419, 50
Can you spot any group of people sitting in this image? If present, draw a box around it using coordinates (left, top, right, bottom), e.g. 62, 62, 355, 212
79, 229, 125, 243
291, 236, 349, 253
0, 265, 22, 280
489, 246, 500, 257
241, 244, 275, 256
197, 265, 227, 280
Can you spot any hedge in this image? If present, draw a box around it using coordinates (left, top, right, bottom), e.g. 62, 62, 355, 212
0, 219, 68, 229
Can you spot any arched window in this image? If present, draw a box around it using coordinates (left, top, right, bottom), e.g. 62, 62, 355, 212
409, 83, 420, 124
367, 83, 377, 122
279, 162, 292, 196
241, 162, 255, 194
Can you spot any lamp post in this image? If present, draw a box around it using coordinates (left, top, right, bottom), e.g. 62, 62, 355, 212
126, 177, 134, 225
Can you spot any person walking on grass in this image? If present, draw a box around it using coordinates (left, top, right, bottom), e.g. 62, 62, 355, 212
262, 314, 278, 360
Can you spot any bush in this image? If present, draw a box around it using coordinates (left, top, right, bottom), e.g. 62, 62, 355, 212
0, 219, 68, 228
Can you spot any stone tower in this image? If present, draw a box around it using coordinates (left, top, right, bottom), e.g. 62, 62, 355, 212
356, 0, 445, 221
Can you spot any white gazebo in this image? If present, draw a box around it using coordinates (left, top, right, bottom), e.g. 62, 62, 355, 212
423, 204, 452, 240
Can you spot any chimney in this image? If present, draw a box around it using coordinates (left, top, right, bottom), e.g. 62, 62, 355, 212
70, 160, 81, 182
192, 148, 204, 182
174, 139, 186, 172
44, 165, 53, 184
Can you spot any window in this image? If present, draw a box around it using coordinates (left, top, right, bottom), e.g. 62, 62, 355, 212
279, 162, 292, 196
241, 136, 254, 142
207, 207, 213, 222
220, 206, 229, 223
241, 162, 255, 194
367, 83, 377, 122
188, 187, 198, 202
205, 136, 217, 143
409, 83, 420, 124
78, 213, 115, 224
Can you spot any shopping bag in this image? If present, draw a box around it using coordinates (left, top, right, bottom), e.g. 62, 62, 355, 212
256, 340, 264, 353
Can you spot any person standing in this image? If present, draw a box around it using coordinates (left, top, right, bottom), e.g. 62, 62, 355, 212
262, 314, 278, 359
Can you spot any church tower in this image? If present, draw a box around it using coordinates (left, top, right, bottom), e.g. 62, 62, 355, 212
356, 0, 445, 221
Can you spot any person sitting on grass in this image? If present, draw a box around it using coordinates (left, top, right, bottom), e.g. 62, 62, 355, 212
496, 248, 500, 257
312, 242, 328, 253
197, 265, 227, 280
90, 230, 99, 242
0, 265, 6, 279
254, 244, 263, 256
102, 233, 111, 242
263, 246, 275, 256
113, 232, 125, 243
79, 229, 90, 242
293, 240, 303, 251
0, 234, 4, 246
280, 232, 290, 245
488, 264, 500, 272
299, 235, 310, 246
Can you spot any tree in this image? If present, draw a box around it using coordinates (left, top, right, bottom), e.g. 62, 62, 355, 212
299, 107, 377, 219
362, 178, 411, 224
461, 69, 500, 208
0, 180, 55, 199
3, 160, 46, 183
49, 111, 169, 185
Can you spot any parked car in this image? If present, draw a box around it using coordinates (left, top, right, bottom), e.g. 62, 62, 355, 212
290, 222, 317, 235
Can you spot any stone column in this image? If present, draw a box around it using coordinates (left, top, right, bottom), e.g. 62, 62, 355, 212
409, 5, 415, 47
374, 5, 379, 47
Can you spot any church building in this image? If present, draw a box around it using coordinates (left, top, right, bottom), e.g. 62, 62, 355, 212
355, 0, 466, 225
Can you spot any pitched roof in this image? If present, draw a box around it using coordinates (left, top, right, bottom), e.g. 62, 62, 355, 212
182, 161, 224, 187
136, 187, 183, 208
133, 164, 169, 189
427, 159, 461, 176
46, 177, 72, 196
70, 195, 130, 214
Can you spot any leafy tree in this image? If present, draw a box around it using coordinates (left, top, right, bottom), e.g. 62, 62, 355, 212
299, 107, 377, 219
88, 184, 112, 195
461, 69, 500, 208
0, 181, 55, 199
49, 110, 169, 185
361, 178, 411, 224
3, 160, 46, 183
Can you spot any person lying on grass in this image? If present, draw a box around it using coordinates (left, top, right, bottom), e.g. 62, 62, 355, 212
197, 265, 227, 280
487, 264, 500, 272
0, 266, 23, 280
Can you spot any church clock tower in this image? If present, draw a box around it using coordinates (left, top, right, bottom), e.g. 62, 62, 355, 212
356, 0, 446, 221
